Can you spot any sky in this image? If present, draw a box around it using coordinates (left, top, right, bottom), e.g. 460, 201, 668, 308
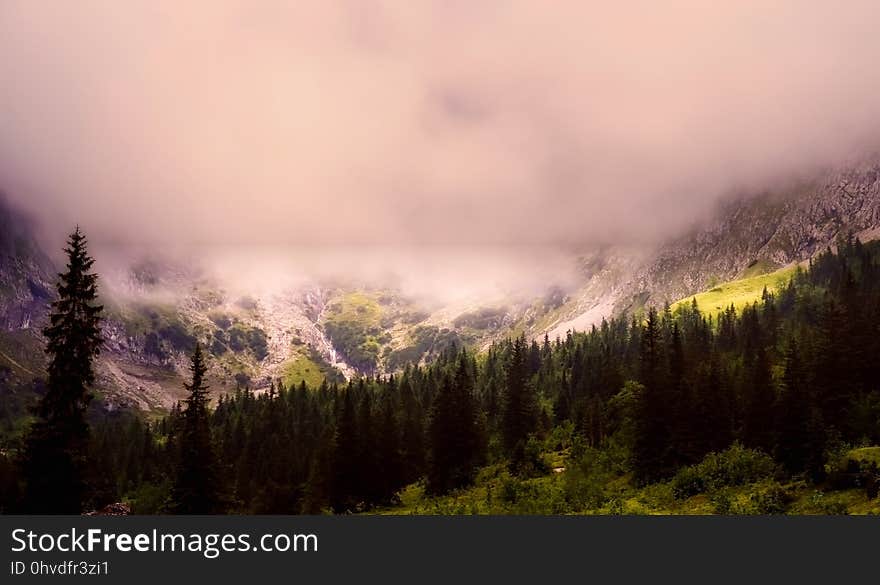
2, 1, 880, 255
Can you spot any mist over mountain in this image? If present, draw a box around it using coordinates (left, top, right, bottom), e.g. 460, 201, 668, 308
3, 1, 880, 255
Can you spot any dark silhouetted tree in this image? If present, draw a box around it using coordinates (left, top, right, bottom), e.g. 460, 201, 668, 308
169, 343, 222, 513
21, 227, 103, 513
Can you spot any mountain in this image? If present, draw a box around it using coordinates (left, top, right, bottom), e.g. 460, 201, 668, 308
0, 195, 55, 332
623, 158, 880, 309
540, 158, 880, 334
1, 158, 880, 416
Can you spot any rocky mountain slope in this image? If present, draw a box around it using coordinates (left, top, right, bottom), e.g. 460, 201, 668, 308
542, 158, 880, 335
0, 196, 55, 332
2, 158, 880, 414
623, 159, 880, 310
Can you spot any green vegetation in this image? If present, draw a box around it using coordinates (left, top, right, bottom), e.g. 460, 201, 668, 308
740, 258, 777, 278
227, 325, 268, 360
323, 291, 384, 372
841, 446, 880, 469
0, 333, 45, 443
282, 355, 325, 388
281, 349, 343, 388
671, 263, 799, 315
670, 443, 776, 499
110, 302, 199, 358
378, 442, 879, 515
452, 307, 508, 330
210, 323, 268, 361
386, 325, 462, 371
118, 302, 179, 337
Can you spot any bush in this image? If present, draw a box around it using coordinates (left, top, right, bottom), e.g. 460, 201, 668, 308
227, 325, 268, 360
711, 490, 733, 514
510, 436, 549, 478
495, 476, 568, 514
158, 322, 197, 352
246, 328, 268, 360
561, 439, 615, 512
672, 443, 776, 499
713, 481, 789, 515
739, 481, 789, 515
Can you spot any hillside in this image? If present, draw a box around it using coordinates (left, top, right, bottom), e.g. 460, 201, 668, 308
623, 159, 880, 309
670, 263, 799, 315
542, 159, 880, 335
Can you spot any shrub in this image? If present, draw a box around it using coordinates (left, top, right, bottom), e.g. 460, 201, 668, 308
246, 328, 268, 360
227, 325, 268, 360
738, 481, 789, 514
228, 327, 247, 352
209, 312, 232, 330
158, 322, 196, 352
561, 439, 614, 512
711, 490, 733, 514
672, 443, 776, 499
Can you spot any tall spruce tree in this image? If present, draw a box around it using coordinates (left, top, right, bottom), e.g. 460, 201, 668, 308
426, 357, 481, 494
330, 385, 359, 512
398, 374, 425, 484
376, 377, 403, 503
633, 307, 673, 483
502, 336, 537, 467
21, 227, 103, 513
742, 345, 776, 453
169, 343, 222, 513
776, 339, 826, 481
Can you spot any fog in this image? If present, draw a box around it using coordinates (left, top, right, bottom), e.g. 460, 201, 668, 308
2, 1, 880, 294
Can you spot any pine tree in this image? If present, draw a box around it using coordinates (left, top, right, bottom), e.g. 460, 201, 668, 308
21, 227, 103, 513
775, 339, 826, 481
398, 375, 425, 484
355, 388, 379, 506
632, 307, 673, 483
502, 336, 536, 467
330, 385, 359, 512
169, 343, 222, 513
742, 345, 775, 453
426, 356, 481, 494
376, 377, 403, 503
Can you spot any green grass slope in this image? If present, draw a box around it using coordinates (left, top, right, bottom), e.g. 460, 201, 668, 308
670, 263, 799, 315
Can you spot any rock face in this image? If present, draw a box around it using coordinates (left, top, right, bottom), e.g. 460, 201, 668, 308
621, 159, 880, 310
0, 195, 55, 332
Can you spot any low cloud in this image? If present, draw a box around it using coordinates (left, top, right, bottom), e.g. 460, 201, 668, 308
2, 1, 879, 260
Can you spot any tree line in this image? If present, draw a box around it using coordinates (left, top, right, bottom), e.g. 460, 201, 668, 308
1, 229, 879, 513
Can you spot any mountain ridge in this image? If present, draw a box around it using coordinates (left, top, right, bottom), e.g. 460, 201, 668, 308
2, 159, 880, 412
